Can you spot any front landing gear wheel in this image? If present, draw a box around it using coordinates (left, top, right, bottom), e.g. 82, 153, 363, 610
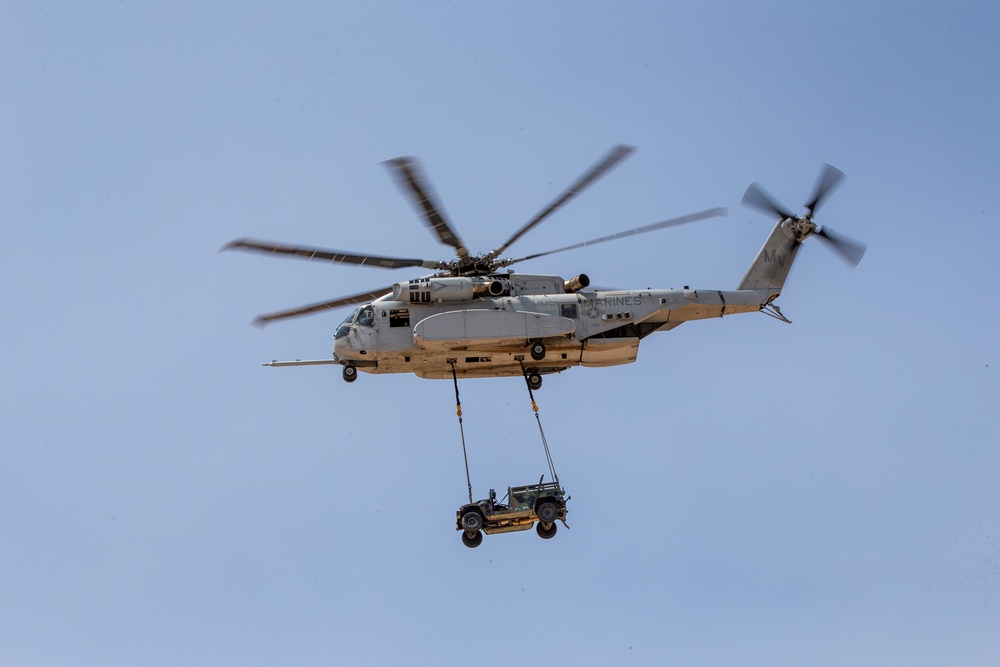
530, 342, 546, 361
462, 531, 483, 548
536, 522, 557, 539
342, 364, 357, 383
526, 372, 542, 391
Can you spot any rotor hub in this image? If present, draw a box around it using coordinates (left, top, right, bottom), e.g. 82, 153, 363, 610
790, 216, 817, 240
450, 253, 499, 277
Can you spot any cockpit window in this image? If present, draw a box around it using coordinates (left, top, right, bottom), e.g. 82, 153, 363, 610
356, 305, 375, 327
335, 310, 356, 340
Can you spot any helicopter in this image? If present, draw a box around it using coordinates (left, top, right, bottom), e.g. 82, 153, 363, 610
223, 146, 865, 389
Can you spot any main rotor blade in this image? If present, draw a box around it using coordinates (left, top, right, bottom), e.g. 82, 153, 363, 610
506, 207, 727, 265
804, 163, 845, 216
252, 287, 392, 328
383, 157, 469, 259
489, 144, 636, 259
222, 238, 447, 271
741, 181, 797, 219
815, 227, 866, 267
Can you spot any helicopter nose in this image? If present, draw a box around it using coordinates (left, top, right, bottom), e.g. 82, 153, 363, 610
333, 328, 359, 360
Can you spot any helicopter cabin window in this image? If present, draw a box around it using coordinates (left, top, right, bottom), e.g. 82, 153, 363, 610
356, 305, 375, 327
389, 308, 410, 328
561, 303, 578, 319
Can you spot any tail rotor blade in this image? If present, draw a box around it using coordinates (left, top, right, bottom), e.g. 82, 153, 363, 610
804, 164, 845, 216
816, 227, 866, 267
741, 181, 796, 219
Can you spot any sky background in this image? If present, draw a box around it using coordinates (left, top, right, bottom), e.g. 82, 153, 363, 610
3, 2, 999, 665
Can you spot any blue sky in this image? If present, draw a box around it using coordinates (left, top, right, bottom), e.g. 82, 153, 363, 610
3, 2, 999, 665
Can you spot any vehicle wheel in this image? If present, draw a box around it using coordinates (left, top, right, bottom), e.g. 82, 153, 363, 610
342, 364, 357, 383
461, 510, 483, 532
526, 372, 542, 391
530, 342, 546, 361
536, 522, 557, 539
536, 501, 558, 523
462, 530, 483, 548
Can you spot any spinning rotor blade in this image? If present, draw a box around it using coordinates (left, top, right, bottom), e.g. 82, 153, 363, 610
742, 165, 865, 267
489, 144, 636, 259
804, 163, 845, 216
383, 157, 469, 259
508, 207, 727, 265
252, 287, 392, 328
221, 238, 447, 271
741, 181, 796, 220
815, 227, 866, 267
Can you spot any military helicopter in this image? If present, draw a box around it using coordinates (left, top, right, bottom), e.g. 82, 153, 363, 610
223, 146, 865, 389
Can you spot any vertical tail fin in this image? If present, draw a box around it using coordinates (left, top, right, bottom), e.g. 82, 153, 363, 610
737, 219, 802, 291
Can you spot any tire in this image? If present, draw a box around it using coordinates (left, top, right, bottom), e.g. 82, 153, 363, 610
462, 530, 483, 548
536, 522, 557, 539
342, 365, 358, 383
536, 501, 558, 523
530, 342, 546, 361
526, 373, 542, 391
461, 510, 483, 532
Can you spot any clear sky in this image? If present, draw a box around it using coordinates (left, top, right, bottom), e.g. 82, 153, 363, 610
3, 2, 999, 665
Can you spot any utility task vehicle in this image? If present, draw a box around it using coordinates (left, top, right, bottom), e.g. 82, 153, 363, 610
456, 478, 568, 548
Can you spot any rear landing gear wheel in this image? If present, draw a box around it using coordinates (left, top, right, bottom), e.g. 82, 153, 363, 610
526, 372, 542, 391
462, 531, 483, 548
536, 522, 557, 539
530, 342, 546, 361
342, 364, 357, 383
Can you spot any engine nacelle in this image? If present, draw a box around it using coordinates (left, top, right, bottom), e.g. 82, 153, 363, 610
393, 277, 510, 303
563, 273, 590, 293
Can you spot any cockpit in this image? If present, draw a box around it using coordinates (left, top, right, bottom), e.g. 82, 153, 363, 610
334, 304, 375, 340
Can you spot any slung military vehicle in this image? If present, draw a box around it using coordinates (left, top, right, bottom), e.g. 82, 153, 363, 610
457, 478, 568, 548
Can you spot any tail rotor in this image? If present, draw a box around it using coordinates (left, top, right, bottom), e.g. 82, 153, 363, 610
742, 164, 866, 268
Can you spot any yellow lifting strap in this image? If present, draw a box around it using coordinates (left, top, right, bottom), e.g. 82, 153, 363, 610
519, 361, 559, 487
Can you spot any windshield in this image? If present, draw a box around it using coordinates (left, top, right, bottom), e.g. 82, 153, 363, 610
335, 310, 357, 340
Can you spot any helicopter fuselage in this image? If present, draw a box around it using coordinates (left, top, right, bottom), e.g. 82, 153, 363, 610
232, 151, 862, 384
328, 272, 773, 380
